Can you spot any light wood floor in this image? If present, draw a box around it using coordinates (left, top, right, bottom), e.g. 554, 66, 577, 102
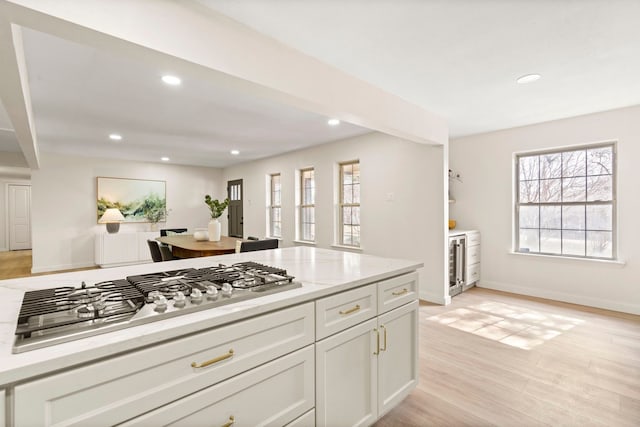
376, 288, 640, 427
0, 250, 97, 280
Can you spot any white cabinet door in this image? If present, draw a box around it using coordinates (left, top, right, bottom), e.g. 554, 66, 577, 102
315, 318, 378, 427
377, 300, 419, 417
121, 345, 315, 427
95, 233, 138, 266
0, 389, 5, 427
103, 233, 137, 264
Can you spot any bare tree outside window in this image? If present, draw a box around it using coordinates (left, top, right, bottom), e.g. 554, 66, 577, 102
516, 143, 615, 259
269, 173, 281, 238
299, 168, 315, 241
340, 161, 360, 247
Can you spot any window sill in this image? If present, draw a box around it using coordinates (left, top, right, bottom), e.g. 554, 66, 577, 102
265, 236, 283, 241
509, 251, 626, 266
331, 244, 363, 252
293, 240, 316, 246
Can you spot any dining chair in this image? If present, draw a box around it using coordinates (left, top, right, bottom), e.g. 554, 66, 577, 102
147, 240, 174, 261
239, 239, 279, 253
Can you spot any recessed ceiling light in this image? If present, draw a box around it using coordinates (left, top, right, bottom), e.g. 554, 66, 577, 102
230, 150, 240, 155
161, 75, 181, 86
327, 118, 340, 126
516, 73, 541, 84
108, 133, 122, 141
161, 157, 170, 162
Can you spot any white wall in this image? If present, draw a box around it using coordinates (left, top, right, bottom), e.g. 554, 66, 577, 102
30, 153, 224, 273
450, 106, 640, 315
223, 132, 448, 304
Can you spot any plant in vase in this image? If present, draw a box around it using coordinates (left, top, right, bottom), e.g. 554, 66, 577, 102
204, 195, 229, 241
141, 196, 169, 231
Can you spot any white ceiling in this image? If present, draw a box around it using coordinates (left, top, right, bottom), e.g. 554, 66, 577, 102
2, 1, 639, 169
200, 0, 640, 138
3, 28, 369, 168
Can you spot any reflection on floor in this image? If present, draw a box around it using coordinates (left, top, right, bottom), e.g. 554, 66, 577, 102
427, 301, 584, 350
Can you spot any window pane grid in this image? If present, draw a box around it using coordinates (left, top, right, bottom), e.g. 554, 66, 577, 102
268, 174, 281, 238
516, 144, 614, 259
299, 168, 315, 241
340, 161, 360, 247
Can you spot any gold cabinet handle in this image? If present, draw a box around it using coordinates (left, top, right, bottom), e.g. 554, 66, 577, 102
339, 304, 361, 315
221, 415, 235, 427
373, 328, 380, 355
392, 288, 409, 296
380, 325, 387, 351
191, 349, 234, 369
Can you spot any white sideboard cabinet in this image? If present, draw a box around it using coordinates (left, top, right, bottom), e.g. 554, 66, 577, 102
94, 231, 159, 267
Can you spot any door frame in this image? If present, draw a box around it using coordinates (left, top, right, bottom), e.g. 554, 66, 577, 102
227, 179, 243, 238
6, 182, 32, 251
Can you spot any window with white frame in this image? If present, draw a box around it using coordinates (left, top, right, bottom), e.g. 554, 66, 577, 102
268, 173, 281, 238
340, 160, 360, 247
299, 168, 315, 241
515, 143, 615, 259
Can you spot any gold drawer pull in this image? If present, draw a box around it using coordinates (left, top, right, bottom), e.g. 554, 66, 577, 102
339, 304, 361, 315
380, 324, 387, 351
392, 288, 409, 296
221, 415, 235, 427
191, 349, 234, 369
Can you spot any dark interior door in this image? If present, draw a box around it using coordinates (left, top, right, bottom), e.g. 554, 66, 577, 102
227, 179, 243, 238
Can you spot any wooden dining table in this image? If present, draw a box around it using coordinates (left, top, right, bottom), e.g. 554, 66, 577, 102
157, 235, 241, 258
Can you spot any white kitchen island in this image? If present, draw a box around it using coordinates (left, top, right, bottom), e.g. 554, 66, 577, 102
0, 247, 422, 427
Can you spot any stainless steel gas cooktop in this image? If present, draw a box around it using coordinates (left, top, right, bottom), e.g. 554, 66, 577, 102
13, 262, 301, 353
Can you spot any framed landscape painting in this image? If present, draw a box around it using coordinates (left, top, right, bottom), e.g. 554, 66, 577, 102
96, 177, 166, 223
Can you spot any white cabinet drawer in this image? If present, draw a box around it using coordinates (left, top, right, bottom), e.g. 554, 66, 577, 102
286, 409, 315, 426
14, 302, 314, 427
316, 284, 377, 340
467, 231, 480, 247
467, 263, 480, 285
467, 244, 480, 266
377, 272, 418, 314
121, 345, 315, 427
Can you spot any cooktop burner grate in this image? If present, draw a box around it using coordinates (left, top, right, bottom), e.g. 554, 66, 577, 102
16, 280, 145, 338
13, 261, 301, 353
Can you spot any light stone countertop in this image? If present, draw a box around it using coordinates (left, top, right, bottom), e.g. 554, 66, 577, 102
0, 246, 422, 386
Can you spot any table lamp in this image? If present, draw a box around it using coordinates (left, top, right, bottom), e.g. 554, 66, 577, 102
99, 208, 125, 233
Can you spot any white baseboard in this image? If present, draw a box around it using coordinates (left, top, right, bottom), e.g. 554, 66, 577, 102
419, 290, 450, 305
0, 247, 8, 252
31, 262, 96, 274
479, 280, 640, 315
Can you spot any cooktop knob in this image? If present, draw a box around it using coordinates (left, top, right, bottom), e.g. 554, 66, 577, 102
154, 295, 168, 312
221, 282, 233, 297
174, 291, 186, 308
191, 288, 203, 304
206, 286, 219, 300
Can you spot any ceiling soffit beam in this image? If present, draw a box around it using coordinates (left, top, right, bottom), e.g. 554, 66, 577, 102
0, 19, 39, 169
2, 0, 448, 146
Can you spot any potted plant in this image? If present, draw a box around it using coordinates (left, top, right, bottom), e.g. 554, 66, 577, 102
140, 195, 169, 231
205, 195, 229, 241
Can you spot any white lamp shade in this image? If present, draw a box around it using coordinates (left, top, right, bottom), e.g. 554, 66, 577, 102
99, 208, 125, 223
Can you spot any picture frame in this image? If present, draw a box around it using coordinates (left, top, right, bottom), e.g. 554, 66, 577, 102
96, 177, 167, 223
